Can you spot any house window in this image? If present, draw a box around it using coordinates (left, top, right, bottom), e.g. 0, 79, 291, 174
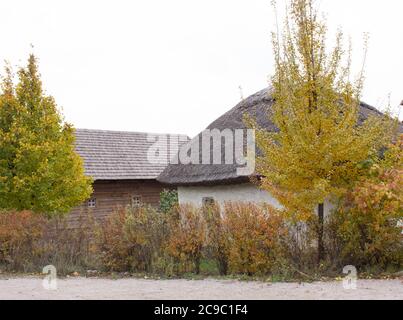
132, 195, 142, 207
88, 198, 96, 208
202, 197, 215, 207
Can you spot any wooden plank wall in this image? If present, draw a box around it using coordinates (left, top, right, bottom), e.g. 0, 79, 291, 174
68, 179, 168, 227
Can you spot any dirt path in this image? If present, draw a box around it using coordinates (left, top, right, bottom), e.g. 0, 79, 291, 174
0, 277, 401, 300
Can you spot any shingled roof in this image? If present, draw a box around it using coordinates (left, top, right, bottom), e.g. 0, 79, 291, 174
157, 88, 403, 186
75, 129, 188, 180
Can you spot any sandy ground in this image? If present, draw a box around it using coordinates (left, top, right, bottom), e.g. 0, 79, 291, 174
0, 277, 401, 300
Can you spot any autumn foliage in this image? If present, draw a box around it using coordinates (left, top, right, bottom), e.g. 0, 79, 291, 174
96, 206, 166, 273
0, 211, 45, 270
0, 55, 92, 216
0, 210, 97, 273
327, 137, 403, 271
0, 170, 401, 276
223, 203, 287, 276
202, 203, 230, 275
254, 0, 396, 219
165, 205, 206, 274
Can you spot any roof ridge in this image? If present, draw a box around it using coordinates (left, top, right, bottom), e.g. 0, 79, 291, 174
75, 128, 189, 138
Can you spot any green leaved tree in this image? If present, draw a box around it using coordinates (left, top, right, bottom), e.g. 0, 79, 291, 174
0, 54, 92, 216
254, 0, 396, 263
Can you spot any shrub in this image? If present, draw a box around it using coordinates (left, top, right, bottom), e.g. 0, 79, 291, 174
327, 167, 403, 272
223, 203, 287, 276
166, 205, 206, 274
0, 211, 46, 271
202, 203, 230, 275
41, 211, 98, 274
160, 189, 179, 214
0, 210, 97, 274
281, 218, 319, 275
96, 205, 166, 273
95, 208, 125, 271
325, 137, 403, 272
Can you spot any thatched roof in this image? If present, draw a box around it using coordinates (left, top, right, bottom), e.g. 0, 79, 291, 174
75, 129, 188, 181
157, 88, 402, 186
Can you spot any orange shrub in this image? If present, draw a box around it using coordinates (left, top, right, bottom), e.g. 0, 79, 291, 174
0, 211, 46, 271
223, 203, 287, 276
96, 206, 166, 273
41, 211, 98, 274
166, 205, 206, 274
202, 203, 230, 275
95, 208, 127, 271
0, 210, 98, 274
328, 166, 403, 271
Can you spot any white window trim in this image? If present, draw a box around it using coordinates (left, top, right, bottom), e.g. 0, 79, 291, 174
131, 195, 142, 207
88, 198, 96, 208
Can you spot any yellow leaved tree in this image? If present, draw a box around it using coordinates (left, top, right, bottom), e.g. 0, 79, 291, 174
254, 0, 397, 263
0, 55, 93, 217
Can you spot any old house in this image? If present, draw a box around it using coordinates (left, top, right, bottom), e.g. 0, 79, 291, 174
157, 88, 401, 215
69, 129, 188, 224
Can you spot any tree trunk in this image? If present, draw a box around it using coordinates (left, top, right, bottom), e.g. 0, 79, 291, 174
317, 203, 324, 266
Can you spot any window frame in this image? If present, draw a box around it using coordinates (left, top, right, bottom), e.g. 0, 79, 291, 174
131, 195, 142, 207
202, 197, 216, 207
87, 198, 96, 208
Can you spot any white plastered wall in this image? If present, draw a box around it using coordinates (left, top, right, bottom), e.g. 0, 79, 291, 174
178, 183, 335, 216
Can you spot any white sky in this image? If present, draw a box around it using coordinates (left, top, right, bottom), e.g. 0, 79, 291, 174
0, 0, 402, 137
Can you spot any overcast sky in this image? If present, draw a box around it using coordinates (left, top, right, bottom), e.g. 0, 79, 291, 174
0, 0, 401, 137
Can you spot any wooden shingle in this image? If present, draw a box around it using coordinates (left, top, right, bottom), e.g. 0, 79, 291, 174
75, 129, 188, 180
